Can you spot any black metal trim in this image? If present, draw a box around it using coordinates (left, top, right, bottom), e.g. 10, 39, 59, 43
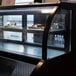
60, 2, 76, 10
0, 50, 40, 65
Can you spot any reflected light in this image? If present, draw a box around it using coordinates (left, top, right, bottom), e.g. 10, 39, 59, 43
41, 6, 58, 14
37, 60, 44, 69
19, 45, 24, 53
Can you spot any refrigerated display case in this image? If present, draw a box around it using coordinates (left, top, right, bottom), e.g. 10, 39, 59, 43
0, 2, 71, 63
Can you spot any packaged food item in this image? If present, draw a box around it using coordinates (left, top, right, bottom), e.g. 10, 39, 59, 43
28, 24, 45, 29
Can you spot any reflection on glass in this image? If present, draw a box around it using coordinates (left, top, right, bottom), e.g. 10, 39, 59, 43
25, 13, 47, 44
3, 15, 22, 28
47, 49, 65, 59
41, 6, 58, 14
48, 34, 64, 48
47, 11, 67, 48
27, 15, 34, 43
3, 15, 22, 41
4, 31, 22, 41
34, 32, 43, 44
51, 14, 65, 30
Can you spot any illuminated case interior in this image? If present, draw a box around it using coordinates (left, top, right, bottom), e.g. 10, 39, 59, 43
0, 3, 71, 62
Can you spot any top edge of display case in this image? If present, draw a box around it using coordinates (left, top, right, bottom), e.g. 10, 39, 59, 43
0, 2, 76, 10
60, 2, 76, 10
0, 2, 60, 9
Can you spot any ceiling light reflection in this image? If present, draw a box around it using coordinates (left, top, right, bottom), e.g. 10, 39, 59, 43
41, 6, 58, 14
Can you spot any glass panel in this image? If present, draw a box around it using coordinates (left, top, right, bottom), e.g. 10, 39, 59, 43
0, 42, 42, 59
47, 9, 71, 59
25, 13, 48, 45
48, 10, 68, 48
47, 49, 65, 59
48, 34, 64, 48
3, 15, 22, 28
3, 15, 22, 41
27, 15, 34, 29
51, 13, 66, 30
3, 31, 22, 41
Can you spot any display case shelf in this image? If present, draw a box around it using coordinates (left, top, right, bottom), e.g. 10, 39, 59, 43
0, 26, 65, 34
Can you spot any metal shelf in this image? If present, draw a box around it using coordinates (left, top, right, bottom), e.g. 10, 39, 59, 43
0, 26, 65, 35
